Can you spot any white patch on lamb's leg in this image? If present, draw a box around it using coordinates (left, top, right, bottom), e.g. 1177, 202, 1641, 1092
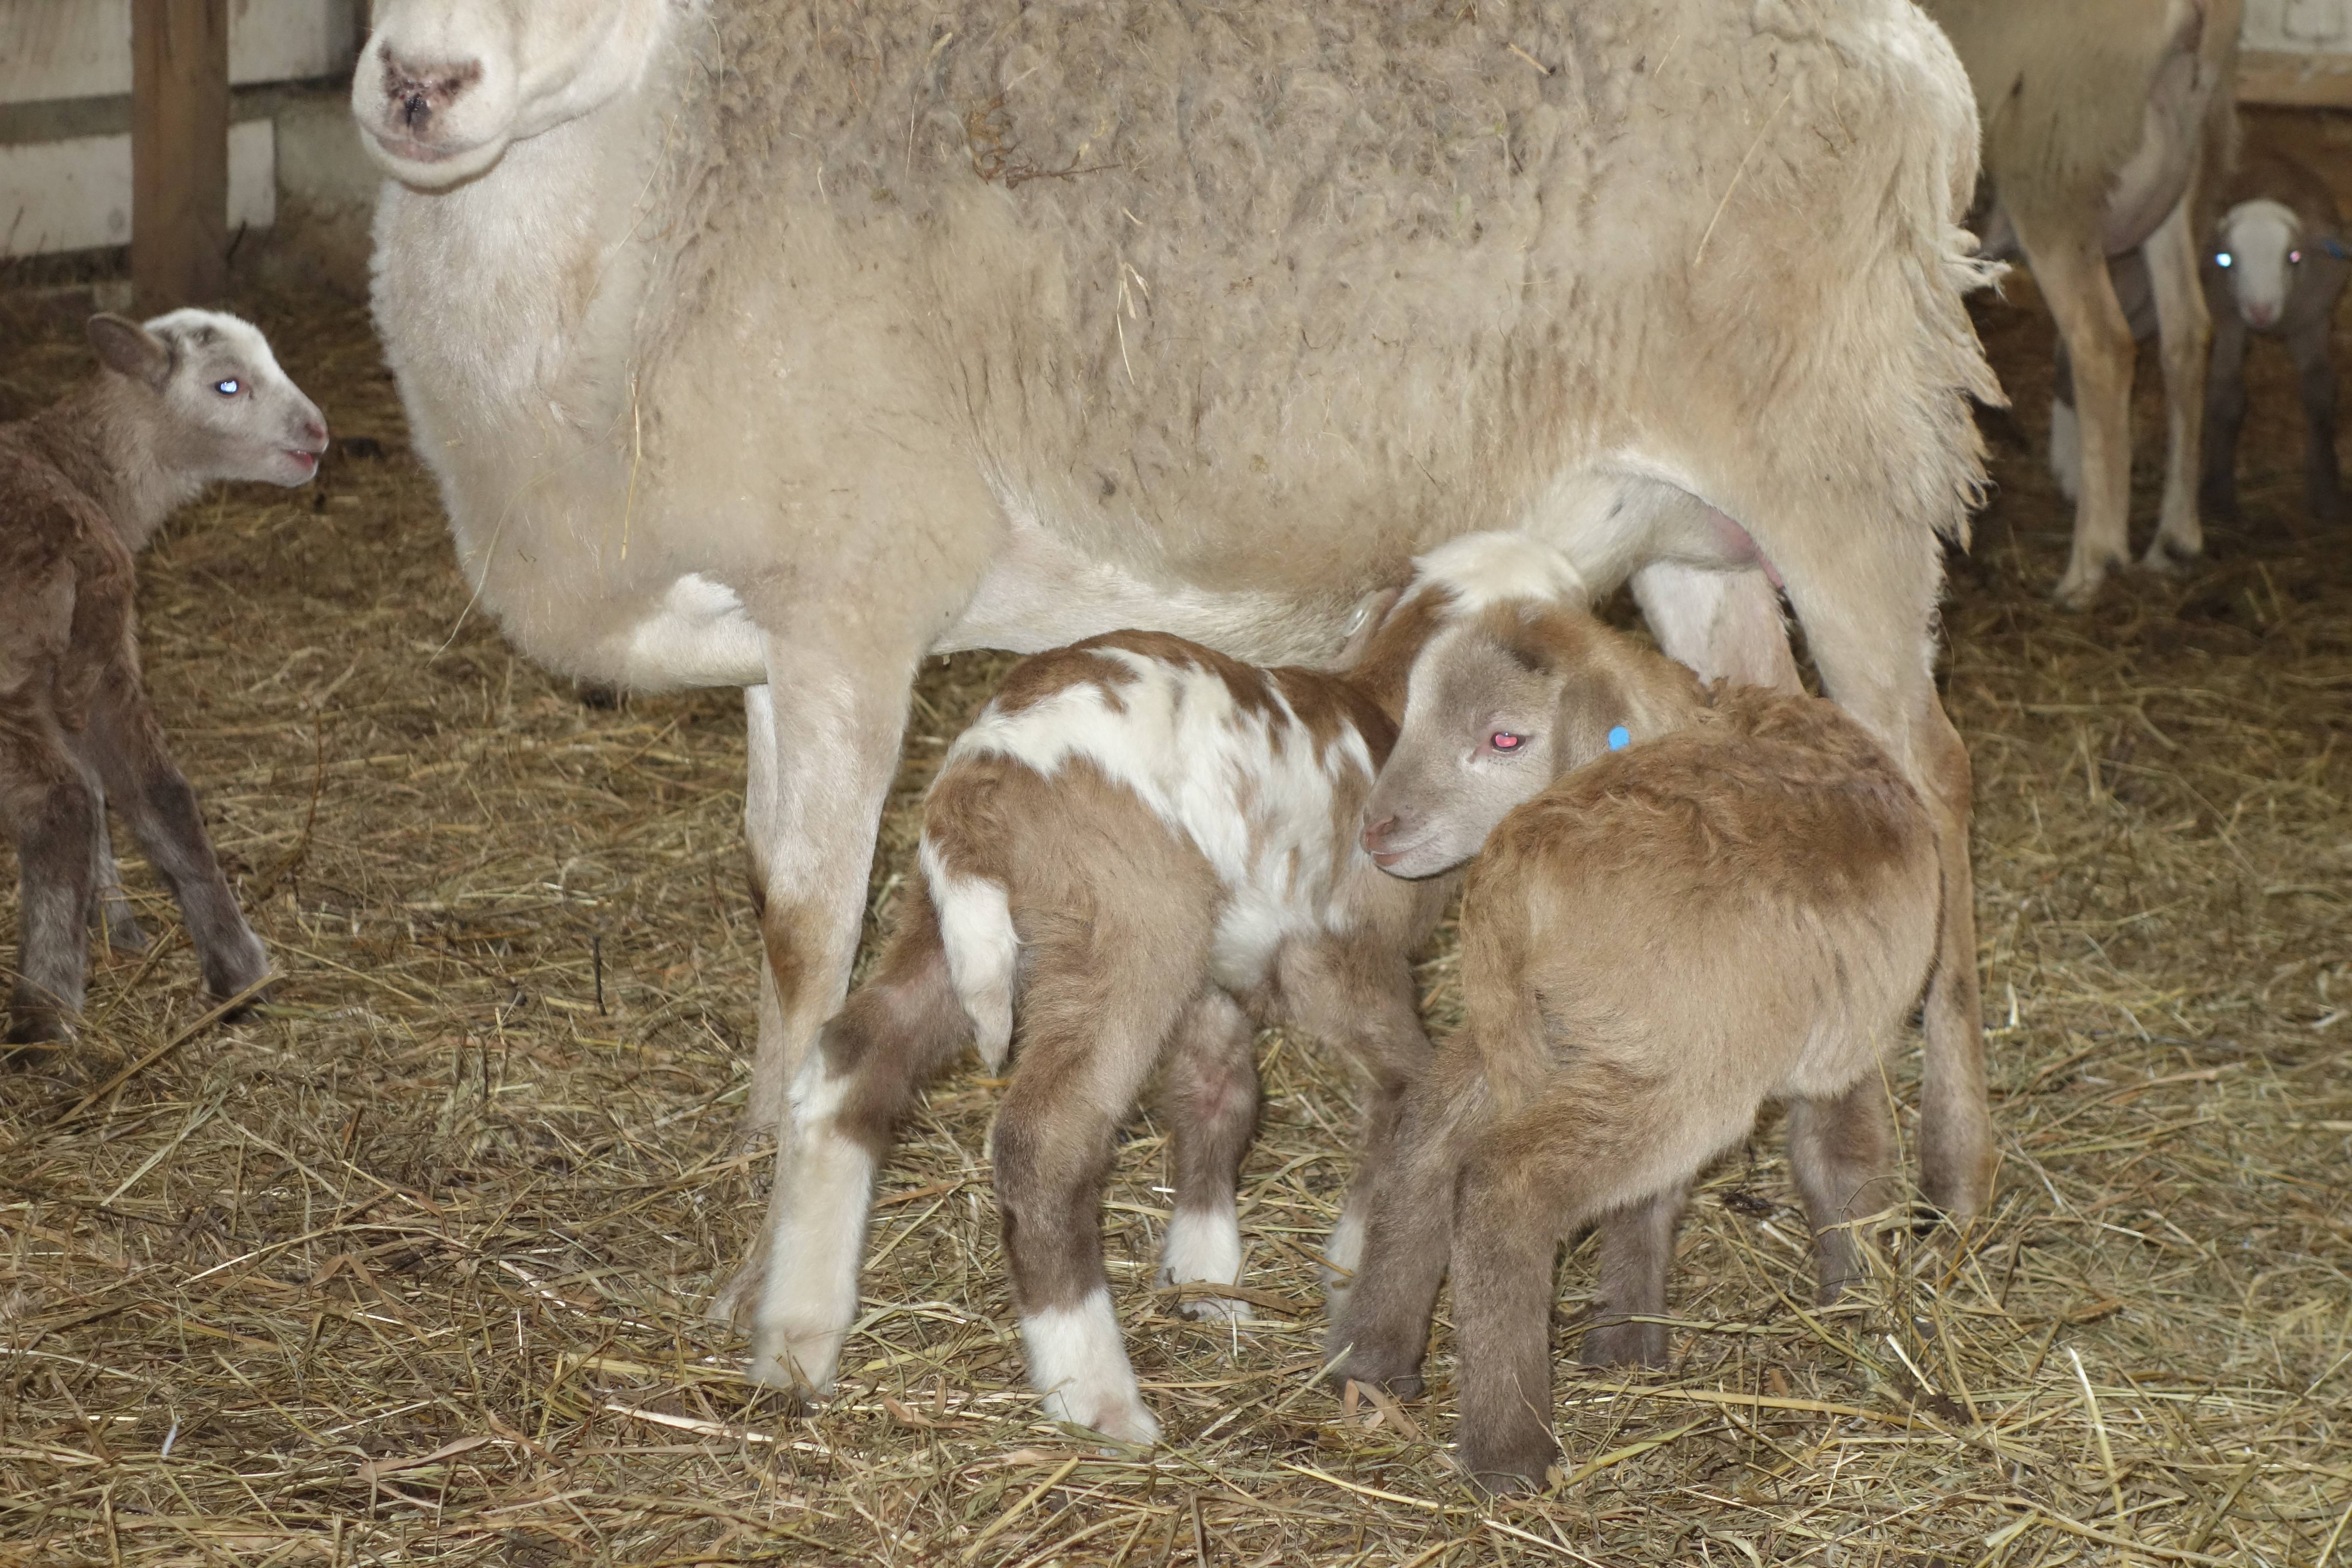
1321, 1197, 1368, 1305
1157, 1201, 1253, 1323
920, 836, 1017, 1070
1021, 1289, 1161, 1446
2049, 398, 2082, 502
747, 1054, 875, 1393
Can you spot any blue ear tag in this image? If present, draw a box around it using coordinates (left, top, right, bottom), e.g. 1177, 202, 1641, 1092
1607, 725, 1631, 752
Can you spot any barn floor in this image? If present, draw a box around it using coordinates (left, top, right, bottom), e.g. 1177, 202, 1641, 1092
5, 124, 2352, 1567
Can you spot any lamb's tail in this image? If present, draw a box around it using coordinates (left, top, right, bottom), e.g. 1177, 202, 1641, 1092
917, 833, 1017, 1071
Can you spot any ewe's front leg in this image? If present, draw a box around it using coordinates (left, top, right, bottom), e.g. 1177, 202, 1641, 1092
2141, 196, 2213, 571
2021, 217, 2140, 608
717, 627, 929, 1332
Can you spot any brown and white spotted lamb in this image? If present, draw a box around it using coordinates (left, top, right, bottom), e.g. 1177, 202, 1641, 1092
748, 538, 1595, 1443
1, 311, 326, 1047
1327, 540, 1942, 1491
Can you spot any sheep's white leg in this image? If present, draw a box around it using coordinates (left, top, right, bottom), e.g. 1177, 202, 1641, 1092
2141, 192, 2212, 571
2021, 214, 2139, 608
748, 1050, 875, 1392
1022, 1289, 1161, 1445
719, 628, 929, 1333
2049, 398, 2082, 502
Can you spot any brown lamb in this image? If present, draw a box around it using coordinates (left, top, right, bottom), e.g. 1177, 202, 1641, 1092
1, 311, 326, 1048
1329, 575, 1942, 1491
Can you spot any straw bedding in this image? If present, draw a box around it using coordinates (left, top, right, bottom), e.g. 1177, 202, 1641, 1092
3, 153, 2349, 1566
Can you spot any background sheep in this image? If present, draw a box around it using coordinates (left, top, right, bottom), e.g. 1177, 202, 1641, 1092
0, 311, 325, 1048
2051, 146, 2351, 533
1329, 545, 1938, 1491
1927, 0, 2243, 607
354, 0, 2003, 1340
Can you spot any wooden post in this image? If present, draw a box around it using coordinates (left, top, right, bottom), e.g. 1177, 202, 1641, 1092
132, 0, 231, 311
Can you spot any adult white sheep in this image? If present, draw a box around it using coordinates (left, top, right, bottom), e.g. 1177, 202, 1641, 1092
353, 0, 2003, 1384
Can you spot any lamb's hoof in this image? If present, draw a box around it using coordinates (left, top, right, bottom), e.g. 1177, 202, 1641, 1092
1322, 1345, 1425, 1400
101, 917, 151, 957
2140, 536, 2201, 577
1171, 1286, 1256, 1324
1050, 1392, 1161, 1449
4, 1007, 75, 1050
1461, 1443, 1554, 1495
1577, 1318, 1667, 1369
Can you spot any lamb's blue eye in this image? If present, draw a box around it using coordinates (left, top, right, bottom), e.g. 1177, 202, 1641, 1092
213, 378, 240, 396
2216, 251, 2233, 269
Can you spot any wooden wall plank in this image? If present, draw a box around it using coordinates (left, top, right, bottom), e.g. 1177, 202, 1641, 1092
132, 0, 230, 309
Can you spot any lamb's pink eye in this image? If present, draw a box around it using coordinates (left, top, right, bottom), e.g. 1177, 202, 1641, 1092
1490, 731, 1524, 752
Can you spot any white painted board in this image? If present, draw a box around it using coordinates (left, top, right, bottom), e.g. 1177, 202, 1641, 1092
2245, 0, 2352, 52
0, 0, 358, 106
0, 117, 274, 257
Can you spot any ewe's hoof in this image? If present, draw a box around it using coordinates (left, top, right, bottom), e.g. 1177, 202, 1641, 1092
2051, 555, 2122, 611
2140, 536, 2202, 577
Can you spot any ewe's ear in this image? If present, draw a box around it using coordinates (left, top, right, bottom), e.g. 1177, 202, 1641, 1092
88, 314, 173, 389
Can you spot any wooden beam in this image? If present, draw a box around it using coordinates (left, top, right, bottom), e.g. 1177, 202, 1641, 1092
132, 0, 230, 310
2238, 49, 2352, 110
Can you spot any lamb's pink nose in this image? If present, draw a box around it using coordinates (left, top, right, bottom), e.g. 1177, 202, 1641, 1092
2247, 301, 2279, 328
1360, 815, 1397, 857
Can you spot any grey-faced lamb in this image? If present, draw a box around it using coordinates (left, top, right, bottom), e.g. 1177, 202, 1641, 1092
2056, 145, 2352, 530
0, 310, 326, 1047
1929, 0, 2242, 606
751, 551, 1541, 1442
353, 0, 2003, 1354
1328, 536, 1940, 1491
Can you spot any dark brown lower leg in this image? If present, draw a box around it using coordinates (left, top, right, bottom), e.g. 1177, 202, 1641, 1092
6, 762, 101, 1045
1578, 1186, 1684, 1368
1787, 1076, 1897, 1303
1450, 1150, 1562, 1491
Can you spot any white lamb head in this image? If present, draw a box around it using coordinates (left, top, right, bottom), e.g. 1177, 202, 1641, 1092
2215, 198, 2302, 331
90, 310, 328, 489
353, 0, 671, 187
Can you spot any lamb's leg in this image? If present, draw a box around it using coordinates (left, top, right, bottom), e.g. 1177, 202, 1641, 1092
1274, 932, 1438, 1303
2141, 193, 2214, 572
1323, 1048, 1485, 1397
994, 912, 1205, 1447
2017, 213, 2139, 608
1154, 989, 1259, 1321
1450, 1142, 1566, 1492
90, 806, 150, 954
2200, 306, 2251, 524
1577, 1187, 1684, 1368
1763, 518, 1994, 1221
747, 881, 972, 1394
2288, 306, 2346, 528
1786, 1077, 1897, 1304
4, 723, 101, 1046
81, 675, 266, 1009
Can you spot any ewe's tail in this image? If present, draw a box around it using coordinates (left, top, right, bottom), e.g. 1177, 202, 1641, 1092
916, 833, 1017, 1071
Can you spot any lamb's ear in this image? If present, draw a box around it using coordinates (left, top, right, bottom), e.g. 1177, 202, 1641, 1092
1323, 585, 1403, 673
88, 314, 173, 389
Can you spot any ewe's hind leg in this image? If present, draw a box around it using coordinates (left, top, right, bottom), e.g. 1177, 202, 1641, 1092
2142, 196, 2214, 571
994, 919, 1207, 1446
1787, 1078, 1897, 1304
3, 720, 101, 1046
1276, 933, 1438, 1303
81, 676, 266, 1008
749, 885, 971, 1393
2019, 216, 2140, 607
1578, 1188, 1685, 1369
1155, 990, 1259, 1321
1770, 519, 1994, 1220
